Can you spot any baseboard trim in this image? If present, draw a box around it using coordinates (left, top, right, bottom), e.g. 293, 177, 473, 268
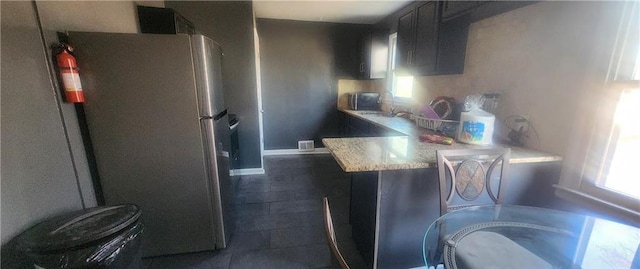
230, 168, 265, 176
263, 148, 331, 156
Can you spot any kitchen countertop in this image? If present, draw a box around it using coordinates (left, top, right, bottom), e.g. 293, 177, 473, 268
341, 109, 426, 137
323, 109, 562, 172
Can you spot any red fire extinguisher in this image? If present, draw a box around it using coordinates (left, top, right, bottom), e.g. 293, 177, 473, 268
56, 44, 85, 103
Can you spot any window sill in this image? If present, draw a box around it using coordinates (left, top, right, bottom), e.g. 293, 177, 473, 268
553, 184, 640, 225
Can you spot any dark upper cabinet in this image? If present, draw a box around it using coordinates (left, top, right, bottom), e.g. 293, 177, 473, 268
389, 0, 535, 77
436, 17, 469, 75
470, 1, 536, 22
441, 1, 536, 22
358, 30, 389, 79
137, 6, 196, 35
442, 1, 479, 21
396, 9, 416, 73
413, 1, 440, 75
396, 1, 452, 76
358, 31, 372, 79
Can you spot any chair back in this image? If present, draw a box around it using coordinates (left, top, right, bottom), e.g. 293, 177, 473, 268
436, 148, 510, 215
322, 197, 350, 269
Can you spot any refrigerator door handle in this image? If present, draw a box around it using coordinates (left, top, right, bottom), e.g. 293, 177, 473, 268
229, 122, 239, 131
214, 109, 227, 121
200, 109, 227, 121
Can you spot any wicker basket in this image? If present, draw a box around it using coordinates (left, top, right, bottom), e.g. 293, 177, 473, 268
414, 116, 459, 136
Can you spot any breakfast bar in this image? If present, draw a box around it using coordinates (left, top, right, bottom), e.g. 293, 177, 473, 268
323, 110, 563, 269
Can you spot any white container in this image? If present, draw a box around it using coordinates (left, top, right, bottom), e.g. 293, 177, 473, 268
457, 109, 495, 145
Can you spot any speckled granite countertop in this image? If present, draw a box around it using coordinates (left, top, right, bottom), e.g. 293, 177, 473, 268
323, 109, 562, 172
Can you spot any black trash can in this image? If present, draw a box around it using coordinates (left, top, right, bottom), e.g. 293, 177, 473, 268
15, 204, 143, 269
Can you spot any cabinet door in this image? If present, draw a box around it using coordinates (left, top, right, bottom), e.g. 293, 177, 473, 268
359, 31, 372, 79
413, 1, 439, 75
350, 172, 379, 268
341, 113, 349, 137
351, 117, 370, 137
370, 30, 389, 79
395, 9, 415, 73
442, 1, 478, 20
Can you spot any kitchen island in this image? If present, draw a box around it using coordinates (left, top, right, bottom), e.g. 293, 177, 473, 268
323, 110, 562, 269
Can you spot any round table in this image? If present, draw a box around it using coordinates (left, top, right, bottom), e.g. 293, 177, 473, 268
422, 205, 640, 269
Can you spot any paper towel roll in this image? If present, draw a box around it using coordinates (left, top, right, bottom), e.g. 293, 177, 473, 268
457, 109, 495, 145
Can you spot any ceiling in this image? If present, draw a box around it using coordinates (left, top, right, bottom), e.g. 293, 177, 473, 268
253, 1, 412, 24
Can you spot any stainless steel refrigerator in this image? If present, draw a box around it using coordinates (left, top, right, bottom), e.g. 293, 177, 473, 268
69, 32, 234, 257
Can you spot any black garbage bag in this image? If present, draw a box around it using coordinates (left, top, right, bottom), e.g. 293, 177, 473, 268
15, 205, 143, 269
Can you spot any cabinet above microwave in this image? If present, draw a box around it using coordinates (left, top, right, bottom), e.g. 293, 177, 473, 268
137, 6, 196, 35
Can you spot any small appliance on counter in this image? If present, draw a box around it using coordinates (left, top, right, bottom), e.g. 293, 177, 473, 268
348, 92, 381, 110
457, 94, 496, 145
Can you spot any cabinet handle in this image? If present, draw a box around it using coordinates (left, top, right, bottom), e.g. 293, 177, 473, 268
360, 62, 364, 72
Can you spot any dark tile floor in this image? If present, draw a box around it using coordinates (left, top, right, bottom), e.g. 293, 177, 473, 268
143, 155, 367, 269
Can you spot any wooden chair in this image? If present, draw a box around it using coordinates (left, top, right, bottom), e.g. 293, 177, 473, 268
322, 197, 350, 269
436, 148, 510, 216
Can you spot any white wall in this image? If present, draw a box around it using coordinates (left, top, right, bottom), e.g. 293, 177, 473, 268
412, 2, 621, 156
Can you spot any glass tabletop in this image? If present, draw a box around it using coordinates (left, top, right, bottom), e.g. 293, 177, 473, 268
422, 205, 640, 269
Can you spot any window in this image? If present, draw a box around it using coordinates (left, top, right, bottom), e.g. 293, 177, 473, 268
598, 87, 640, 199
556, 1, 640, 218
388, 33, 414, 101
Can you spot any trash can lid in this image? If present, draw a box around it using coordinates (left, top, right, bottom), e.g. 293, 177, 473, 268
17, 204, 141, 252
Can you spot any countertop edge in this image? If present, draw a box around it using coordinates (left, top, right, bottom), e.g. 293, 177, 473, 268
327, 110, 563, 172
339, 108, 413, 135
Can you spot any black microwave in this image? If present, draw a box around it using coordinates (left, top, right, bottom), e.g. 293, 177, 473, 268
348, 93, 381, 111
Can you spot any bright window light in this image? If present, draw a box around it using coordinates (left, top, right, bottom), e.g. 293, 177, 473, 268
599, 88, 640, 199
388, 33, 414, 100
394, 76, 414, 98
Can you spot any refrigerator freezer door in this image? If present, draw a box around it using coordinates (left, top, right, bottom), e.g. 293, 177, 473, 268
191, 35, 225, 117
200, 111, 234, 248
69, 32, 217, 257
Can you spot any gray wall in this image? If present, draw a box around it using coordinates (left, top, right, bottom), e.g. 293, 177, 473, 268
257, 19, 369, 149
0, 1, 88, 264
167, 1, 262, 169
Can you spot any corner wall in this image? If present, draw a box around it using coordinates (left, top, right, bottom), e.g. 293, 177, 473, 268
257, 19, 369, 149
